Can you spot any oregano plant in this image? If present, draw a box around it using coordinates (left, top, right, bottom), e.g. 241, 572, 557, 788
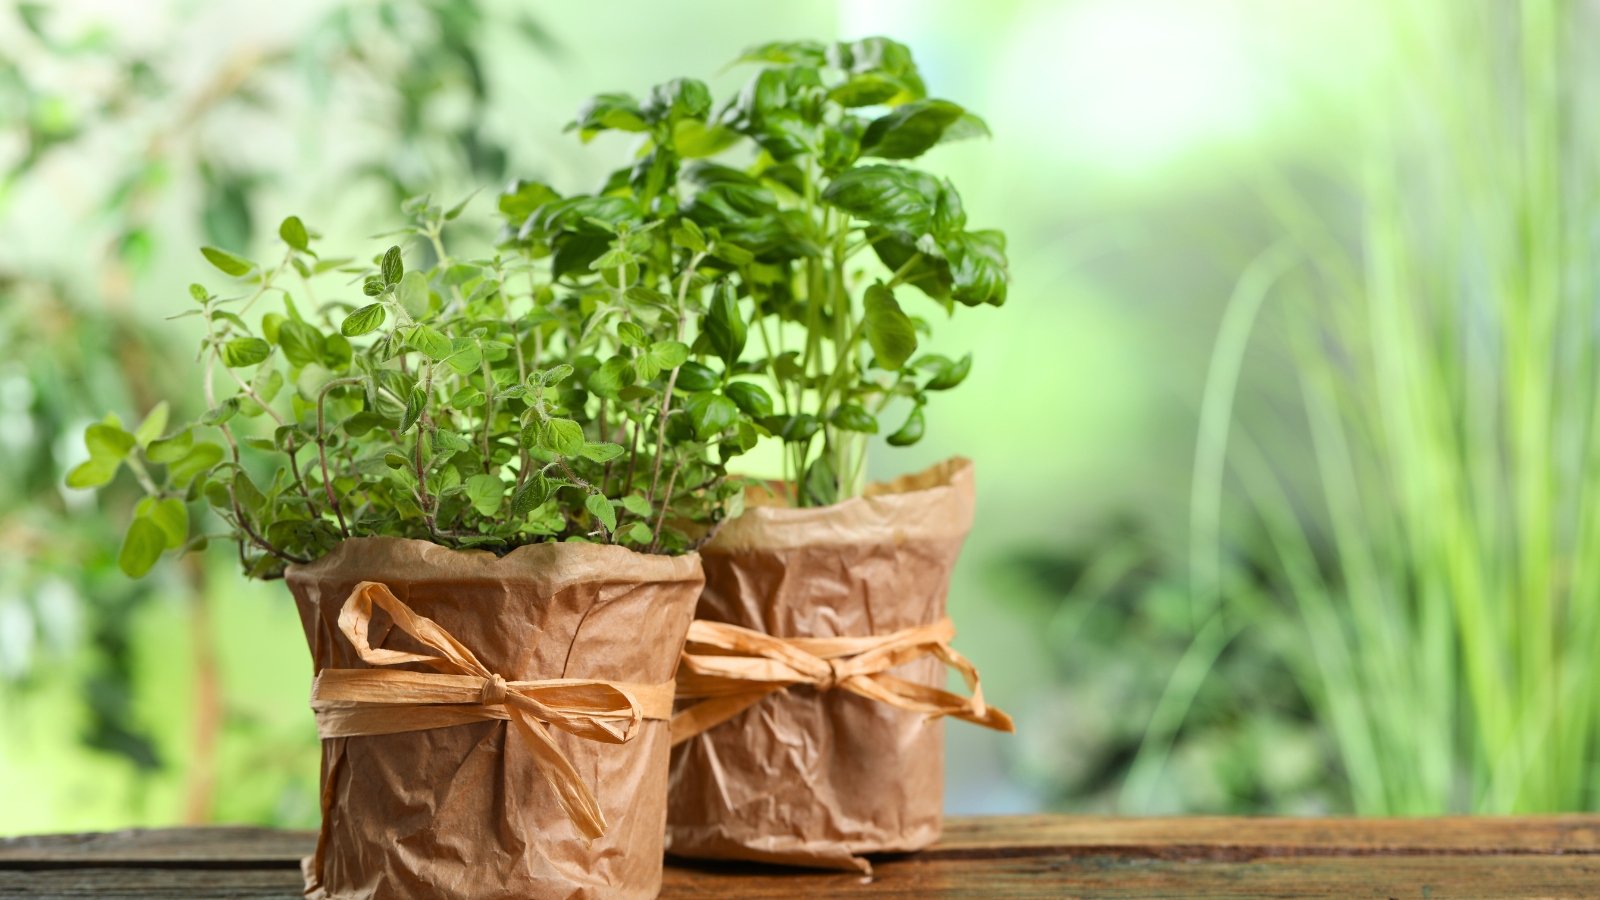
70, 195, 753, 580
534, 36, 1008, 507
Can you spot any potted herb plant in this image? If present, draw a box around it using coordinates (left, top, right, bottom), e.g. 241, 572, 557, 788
541, 37, 1016, 873
68, 192, 754, 898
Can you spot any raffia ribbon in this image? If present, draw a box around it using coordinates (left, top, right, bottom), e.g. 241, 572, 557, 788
310, 581, 675, 840
670, 616, 1015, 744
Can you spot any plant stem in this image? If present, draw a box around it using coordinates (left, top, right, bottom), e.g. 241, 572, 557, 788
316, 377, 362, 538
645, 250, 705, 510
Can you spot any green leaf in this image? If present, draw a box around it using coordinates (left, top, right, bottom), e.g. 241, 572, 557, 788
221, 337, 272, 367
341, 303, 387, 337
511, 474, 552, 517
85, 422, 135, 462
118, 516, 167, 578
703, 283, 747, 367
579, 442, 625, 463
671, 219, 707, 253
344, 412, 388, 437
133, 402, 169, 446
643, 77, 712, 124
828, 73, 905, 107
279, 215, 309, 251
146, 429, 195, 463
946, 229, 1009, 307
830, 404, 879, 433
201, 246, 253, 277
673, 119, 741, 159
499, 179, 561, 223
859, 99, 969, 159
633, 336, 691, 377
802, 454, 838, 507
676, 362, 720, 392
253, 366, 284, 403
685, 391, 739, 439
887, 405, 926, 446
381, 245, 404, 286
201, 397, 240, 426
232, 470, 266, 514
863, 283, 917, 370
617, 521, 653, 545
925, 353, 973, 391
168, 442, 223, 487
570, 92, 648, 138
585, 492, 617, 531
545, 418, 586, 456
736, 39, 829, 66
65, 459, 118, 489
763, 413, 821, 443
587, 356, 634, 398
723, 381, 774, 418
409, 324, 452, 361
445, 191, 477, 221
146, 497, 189, 549
616, 321, 648, 349
261, 312, 286, 343
449, 387, 486, 410
443, 339, 482, 375
401, 388, 425, 433
278, 320, 326, 367
397, 270, 429, 317
621, 494, 652, 518
649, 340, 690, 369
821, 164, 940, 234
465, 473, 505, 516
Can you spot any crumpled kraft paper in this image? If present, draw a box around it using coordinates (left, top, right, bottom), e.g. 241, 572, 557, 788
666, 457, 980, 873
285, 536, 702, 900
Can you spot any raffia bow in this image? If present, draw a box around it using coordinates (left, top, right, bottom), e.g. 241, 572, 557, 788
310, 581, 675, 840
670, 616, 1015, 744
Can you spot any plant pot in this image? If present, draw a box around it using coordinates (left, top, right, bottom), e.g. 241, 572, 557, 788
286, 536, 702, 900
666, 457, 1010, 873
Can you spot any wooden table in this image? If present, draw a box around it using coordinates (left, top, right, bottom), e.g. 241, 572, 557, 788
3, 814, 1599, 897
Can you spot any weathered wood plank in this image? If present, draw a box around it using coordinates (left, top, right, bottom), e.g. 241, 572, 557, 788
6, 817, 1600, 898
936, 814, 1600, 857
660, 855, 1600, 898
0, 828, 312, 867
8, 816, 1599, 865
0, 869, 302, 898
4, 854, 1598, 899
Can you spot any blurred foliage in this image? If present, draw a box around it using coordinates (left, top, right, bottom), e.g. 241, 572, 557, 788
0, 0, 558, 830
995, 524, 1340, 815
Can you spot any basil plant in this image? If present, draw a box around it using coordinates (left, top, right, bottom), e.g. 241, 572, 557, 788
537, 36, 1008, 506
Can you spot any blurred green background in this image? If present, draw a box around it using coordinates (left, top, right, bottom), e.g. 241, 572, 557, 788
6, 0, 1599, 833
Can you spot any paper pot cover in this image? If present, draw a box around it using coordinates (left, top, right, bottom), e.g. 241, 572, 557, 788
286, 536, 702, 900
666, 457, 977, 872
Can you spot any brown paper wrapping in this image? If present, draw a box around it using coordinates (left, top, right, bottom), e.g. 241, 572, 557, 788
666, 457, 987, 872
286, 536, 702, 900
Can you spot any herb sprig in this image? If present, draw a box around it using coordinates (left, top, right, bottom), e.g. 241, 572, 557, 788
72, 196, 750, 579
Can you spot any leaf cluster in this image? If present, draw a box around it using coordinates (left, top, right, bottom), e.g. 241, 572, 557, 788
73, 199, 747, 579
515, 36, 1009, 505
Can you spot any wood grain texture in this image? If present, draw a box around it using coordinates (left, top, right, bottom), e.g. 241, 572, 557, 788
4, 815, 1599, 898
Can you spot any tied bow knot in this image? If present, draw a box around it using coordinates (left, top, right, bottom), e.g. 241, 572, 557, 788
670, 616, 1015, 745
478, 673, 508, 707
817, 658, 844, 693
309, 581, 674, 840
